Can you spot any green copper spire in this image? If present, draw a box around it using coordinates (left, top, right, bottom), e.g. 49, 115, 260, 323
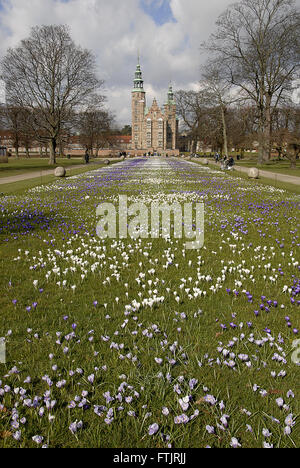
132, 58, 144, 92
167, 82, 175, 104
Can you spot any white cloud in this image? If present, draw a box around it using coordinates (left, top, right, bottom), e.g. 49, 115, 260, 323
0, 0, 277, 126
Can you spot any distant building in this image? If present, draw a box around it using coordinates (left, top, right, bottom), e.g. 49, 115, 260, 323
0, 130, 13, 147
108, 135, 132, 150
131, 60, 179, 155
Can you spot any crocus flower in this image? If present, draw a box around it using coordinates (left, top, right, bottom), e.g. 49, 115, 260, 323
148, 423, 159, 435
230, 437, 241, 448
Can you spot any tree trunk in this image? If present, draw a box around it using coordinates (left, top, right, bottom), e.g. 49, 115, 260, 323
49, 139, 57, 165
258, 117, 265, 165
59, 140, 64, 158
290, 158, 296, 169
263, 94, 272, 162
15, 145, 19, 158
258, 95, 272, 164
221, 105, 228, 158
25, 146, 30, 158
289, 150, 297, 169
276, 148, 282, 161
258, 108, 266, 165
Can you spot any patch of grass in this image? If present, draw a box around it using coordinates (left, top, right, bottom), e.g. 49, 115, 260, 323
191, 159, 300, 195
0, 164, 112, 195
236, 160, 300, 177
206, 164, 300, 196
0, 157, 97, 178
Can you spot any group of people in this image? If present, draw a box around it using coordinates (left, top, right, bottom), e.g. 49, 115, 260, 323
214, 152, 235, 170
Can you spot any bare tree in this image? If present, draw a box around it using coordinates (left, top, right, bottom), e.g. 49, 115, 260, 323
272, 103, 300, 167
175, 89, 229, 154
201, 61, 241, 158
175, 90, 203, 152
4, 106, 24, 158
0, 104, 5, 132
227, 105, 258, 156
202, 0, 300, 164
19, 108, 36, 158
76, 95, 114, 156
1, 25, 103, 164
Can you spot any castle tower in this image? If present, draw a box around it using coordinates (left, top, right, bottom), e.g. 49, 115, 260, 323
131, 59, 146, 150
164, 83, 177, 150
130, 65, 178, 155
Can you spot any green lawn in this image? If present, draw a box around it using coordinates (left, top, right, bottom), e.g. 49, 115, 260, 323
210, 164, 300, 196
190, 154, 300, 177
236, 160, 300, 177
0, 158, 299, 448
0, 157, 95, 179
192, 160, 300, 195
0, 163, 111, 195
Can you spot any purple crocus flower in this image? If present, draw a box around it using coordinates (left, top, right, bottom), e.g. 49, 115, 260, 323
88, 374, 95, 384
148, 423, 159, 435
206, 425, 215, 434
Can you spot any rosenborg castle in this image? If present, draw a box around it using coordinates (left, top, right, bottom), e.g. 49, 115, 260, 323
131, 60, 179, 156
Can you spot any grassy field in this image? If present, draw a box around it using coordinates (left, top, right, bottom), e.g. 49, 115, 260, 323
189, 154, 300, 177
235, 160, 300, 177
0, 163, 114, 196
209, 164, 300, 196
0, 158, 299, 448
0, 157, 97, 179
192, 159, 300, 195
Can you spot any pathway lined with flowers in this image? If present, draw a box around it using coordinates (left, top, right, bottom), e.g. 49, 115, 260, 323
0, 157, 299, 448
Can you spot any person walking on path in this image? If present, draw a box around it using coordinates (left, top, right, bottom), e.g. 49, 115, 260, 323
85, 149, 90, 164
215, 152, 220, 162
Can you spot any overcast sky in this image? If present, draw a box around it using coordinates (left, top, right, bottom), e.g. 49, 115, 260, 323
0, 0, 299, 127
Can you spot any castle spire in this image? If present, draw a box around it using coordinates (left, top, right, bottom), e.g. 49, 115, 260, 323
168, 82, 174, 103
133, 56, 144, 92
